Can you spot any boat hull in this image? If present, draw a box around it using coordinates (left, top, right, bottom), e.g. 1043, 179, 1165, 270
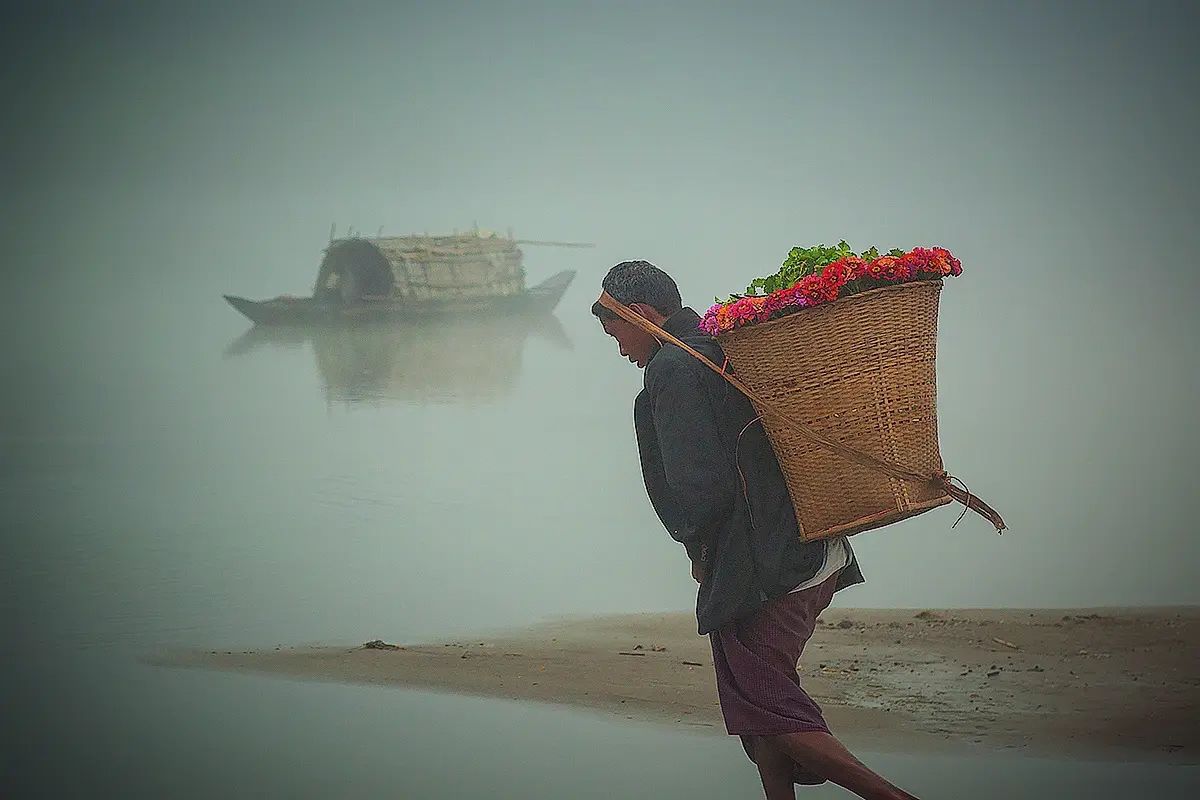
225, 270, 576, 326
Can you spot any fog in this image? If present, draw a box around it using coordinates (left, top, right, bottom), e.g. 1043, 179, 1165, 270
2, 2, 1198, 797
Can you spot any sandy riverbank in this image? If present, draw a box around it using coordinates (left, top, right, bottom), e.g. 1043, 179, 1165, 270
154, 607, 1198, 764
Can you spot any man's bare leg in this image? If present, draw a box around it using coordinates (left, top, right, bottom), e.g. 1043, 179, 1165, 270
766, 731, 919, 800
750, 736, 796, 800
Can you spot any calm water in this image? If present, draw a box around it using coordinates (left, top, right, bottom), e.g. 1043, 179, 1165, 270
2, 277, 1196, 799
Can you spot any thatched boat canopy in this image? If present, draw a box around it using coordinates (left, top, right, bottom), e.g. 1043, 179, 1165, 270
314, 233, 525, 303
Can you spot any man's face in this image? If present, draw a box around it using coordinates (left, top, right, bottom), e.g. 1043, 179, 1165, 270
601, 317, 659, 369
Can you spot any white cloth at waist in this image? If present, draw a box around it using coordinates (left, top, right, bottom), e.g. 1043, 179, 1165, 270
788, 535, 850, 593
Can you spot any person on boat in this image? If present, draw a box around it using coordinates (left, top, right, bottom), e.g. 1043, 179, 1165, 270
322, 270, 343, 303
591, 260, 920, 800
339, 268, 360, 304
321, 268, 362, 305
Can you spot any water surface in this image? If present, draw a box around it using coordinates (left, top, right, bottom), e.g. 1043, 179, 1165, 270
3, 283, 1196, 797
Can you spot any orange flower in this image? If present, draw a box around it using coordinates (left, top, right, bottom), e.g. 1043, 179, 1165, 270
866, 256, 896, 279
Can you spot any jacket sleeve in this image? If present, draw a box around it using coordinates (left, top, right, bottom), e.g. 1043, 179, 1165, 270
637, 431, 703, 562
647, 357, 736, 559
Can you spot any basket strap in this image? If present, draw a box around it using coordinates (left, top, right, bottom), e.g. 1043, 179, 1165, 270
597, 291, 1006, 533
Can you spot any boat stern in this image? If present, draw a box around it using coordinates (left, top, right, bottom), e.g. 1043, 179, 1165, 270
527, 270, 577, 310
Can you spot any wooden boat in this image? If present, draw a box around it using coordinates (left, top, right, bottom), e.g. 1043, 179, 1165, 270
224, 229, 583, 325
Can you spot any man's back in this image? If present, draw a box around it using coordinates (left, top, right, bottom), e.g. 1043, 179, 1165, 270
634, 307, 860, 634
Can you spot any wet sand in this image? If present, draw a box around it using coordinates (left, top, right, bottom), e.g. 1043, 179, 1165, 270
154, 607, 1199, 763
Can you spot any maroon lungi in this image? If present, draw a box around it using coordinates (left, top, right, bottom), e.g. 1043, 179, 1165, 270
709, 571, 839, 776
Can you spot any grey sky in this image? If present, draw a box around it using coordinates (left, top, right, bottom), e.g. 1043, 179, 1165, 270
3, 0, 1198, 608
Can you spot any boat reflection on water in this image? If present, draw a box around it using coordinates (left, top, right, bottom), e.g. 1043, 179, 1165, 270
224, 314, 572, 405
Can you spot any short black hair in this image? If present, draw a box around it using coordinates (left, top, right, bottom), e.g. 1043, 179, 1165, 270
590, 260, 682, 321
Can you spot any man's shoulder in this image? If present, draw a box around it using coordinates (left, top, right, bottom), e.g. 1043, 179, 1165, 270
644, 336, 724, 388
645, 344, 689, 374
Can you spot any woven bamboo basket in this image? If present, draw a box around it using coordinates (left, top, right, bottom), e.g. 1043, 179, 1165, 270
716, 280, 951, 541
596, 282, 1004, 541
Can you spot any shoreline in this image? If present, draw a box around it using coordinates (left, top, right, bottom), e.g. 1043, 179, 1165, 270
152, 606, 1199, 765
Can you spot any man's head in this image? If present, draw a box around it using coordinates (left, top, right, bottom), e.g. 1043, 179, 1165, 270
591, 260, 683, 369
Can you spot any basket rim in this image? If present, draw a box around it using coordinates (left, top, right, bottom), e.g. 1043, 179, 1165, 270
715, 278, 944, 344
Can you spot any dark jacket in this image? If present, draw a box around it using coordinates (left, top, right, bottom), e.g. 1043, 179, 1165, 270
634, 307, 865, 634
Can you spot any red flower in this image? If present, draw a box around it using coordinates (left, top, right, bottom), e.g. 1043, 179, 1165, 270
796, 274, 833, 305
821, 258, 854, 289
901, 249, 928, 275
930, 247, 955, 276
763, 287, 802, 317
885, 258, 913, 281
926, 245, 964, 277
843, 256, 867, 280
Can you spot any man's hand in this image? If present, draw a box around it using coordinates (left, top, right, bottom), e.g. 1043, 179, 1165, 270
691, 560, 705, 584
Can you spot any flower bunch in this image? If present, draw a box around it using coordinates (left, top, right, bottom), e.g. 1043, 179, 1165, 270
698, 245, 961, 336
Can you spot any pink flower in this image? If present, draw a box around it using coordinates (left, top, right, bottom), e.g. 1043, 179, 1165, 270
724, 296, 768, 329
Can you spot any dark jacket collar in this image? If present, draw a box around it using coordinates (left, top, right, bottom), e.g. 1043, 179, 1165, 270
645, 307, 702, 367
660, 306, 702, 340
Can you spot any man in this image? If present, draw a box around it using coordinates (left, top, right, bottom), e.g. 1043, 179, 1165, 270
592, 261, 920, 800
